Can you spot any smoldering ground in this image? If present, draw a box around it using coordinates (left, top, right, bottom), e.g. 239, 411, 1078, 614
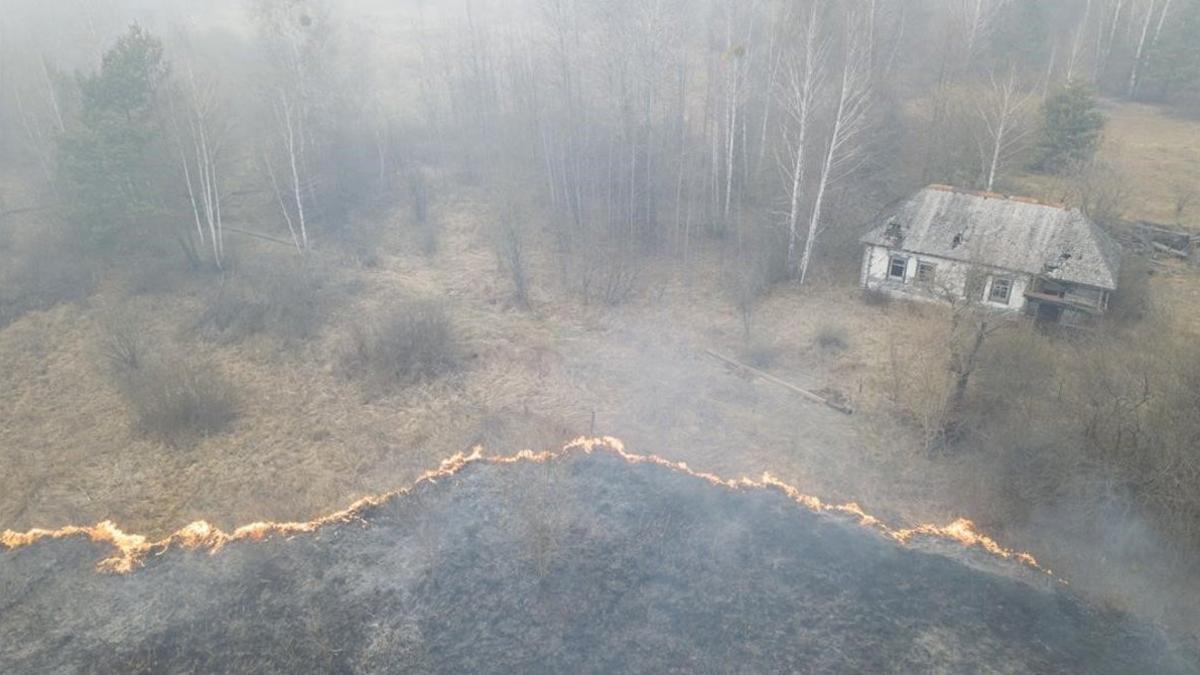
1, 450, 1194, 674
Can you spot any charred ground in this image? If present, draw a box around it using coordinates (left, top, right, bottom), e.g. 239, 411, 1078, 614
1, 450, 1193, 674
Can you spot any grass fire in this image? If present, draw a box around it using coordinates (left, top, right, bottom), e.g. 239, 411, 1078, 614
2, 437, 1047, 575
0, 438, 1191, 672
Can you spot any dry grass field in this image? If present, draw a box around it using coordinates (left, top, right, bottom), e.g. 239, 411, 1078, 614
0, 188, 929, 538
4, 99, 1200, 640
1010, 101, 1200, 231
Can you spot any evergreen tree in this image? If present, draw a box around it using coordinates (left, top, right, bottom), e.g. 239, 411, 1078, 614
1030, 81, 1106, 174
57, 25, 170, 251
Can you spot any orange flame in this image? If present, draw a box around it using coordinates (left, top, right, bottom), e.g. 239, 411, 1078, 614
0, 437, 1051, 576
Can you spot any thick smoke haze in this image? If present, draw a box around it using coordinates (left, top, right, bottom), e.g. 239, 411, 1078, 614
2, 0, 1199, 671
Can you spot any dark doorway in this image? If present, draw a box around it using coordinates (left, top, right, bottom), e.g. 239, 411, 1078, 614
1035, 302, 1062, 324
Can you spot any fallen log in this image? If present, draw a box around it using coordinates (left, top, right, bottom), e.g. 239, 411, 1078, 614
224, 226, 302, 250
1151, 241, 1189, 259
705, 349, 854, 415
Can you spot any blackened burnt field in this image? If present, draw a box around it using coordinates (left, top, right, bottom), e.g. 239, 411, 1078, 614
1, 449, 1194, 674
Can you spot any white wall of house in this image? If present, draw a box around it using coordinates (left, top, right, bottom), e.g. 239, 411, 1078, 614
861, 245, 1030, 312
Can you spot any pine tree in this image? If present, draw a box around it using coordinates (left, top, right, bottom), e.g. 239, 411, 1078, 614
57, 25, 170, 250
1030, 81, 1106, 174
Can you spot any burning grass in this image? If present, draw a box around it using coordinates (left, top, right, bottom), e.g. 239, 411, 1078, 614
0, 437, 1048, 574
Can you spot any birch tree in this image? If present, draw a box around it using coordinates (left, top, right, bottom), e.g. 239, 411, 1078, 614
975, 67, 1035, 191
253, 0, 331, 252
959, 0, 1014, 64
172, 64, 228, 268
718, 0, 756, 224
797, 11, 873, 285
1127, 0, 1158, 97
779, 1, 829, 276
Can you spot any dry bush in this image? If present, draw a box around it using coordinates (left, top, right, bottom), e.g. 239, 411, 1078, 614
862, 287, 891, 307
724, 255, 770, 338
938, 316, 1200, 560
0, 225, 95, 329
194, 257, 329, 343
109, 351, 238, 448
882, 311, 954, 452
98, 319, 147, 375
575, 244, 642, 306
342, 300, 462, 391
815, 324, 850, 353
1063, 157, 1133, 226
491, 202, 530, 308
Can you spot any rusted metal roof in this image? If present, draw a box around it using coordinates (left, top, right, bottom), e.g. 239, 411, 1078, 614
862, 186, 1121, 290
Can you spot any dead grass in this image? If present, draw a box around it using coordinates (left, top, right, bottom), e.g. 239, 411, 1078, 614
341, 300, 462, 393
2, 176, 1198, 639
1009, 102, 1200, 230
115, 357, 239, 448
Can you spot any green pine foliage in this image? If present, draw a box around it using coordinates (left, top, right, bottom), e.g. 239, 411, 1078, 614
57, 25, 171, 250
1031, 81, 1106, 174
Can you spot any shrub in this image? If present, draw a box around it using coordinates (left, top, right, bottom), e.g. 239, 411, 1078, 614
114, 357, 238, 447
99, 321, 147, 375
343, 300, 461, 390
815, 324, 850, 353
194, 258, 326, 343
862, 287, 892, 307
724, 257, 770, 338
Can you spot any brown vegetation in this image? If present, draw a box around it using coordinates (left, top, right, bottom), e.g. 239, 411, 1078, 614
103, 328, 239, 448
341, 300, 462, 393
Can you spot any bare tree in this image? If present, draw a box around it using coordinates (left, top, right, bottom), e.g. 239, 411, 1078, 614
1096, 0, 1128, 84
958, 0, 1014, 63
974, 67, 1035, 191
1126, 0, 1158, 97
779, 1, 830, 277
717, 0, 758, 225
1064, 0, 1090, 84
797, 9, 873, 285
172, 63, 228, 268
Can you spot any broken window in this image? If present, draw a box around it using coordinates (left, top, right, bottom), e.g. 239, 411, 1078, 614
888, 256, 908, 281
989, 277, 1012, 304
916, 261, 937, 285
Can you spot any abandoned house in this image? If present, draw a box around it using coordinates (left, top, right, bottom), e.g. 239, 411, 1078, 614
859, 185, 1121, 326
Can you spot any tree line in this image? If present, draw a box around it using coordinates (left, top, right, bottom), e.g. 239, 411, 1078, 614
5, 0, 1195, 287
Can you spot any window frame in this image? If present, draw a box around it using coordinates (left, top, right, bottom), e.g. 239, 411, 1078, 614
988, 277, 1013, 305
915, 261, 937, 286
887, 255, 909, 282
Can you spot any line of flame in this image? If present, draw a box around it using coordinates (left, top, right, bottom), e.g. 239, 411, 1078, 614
0, 437, 1050, 576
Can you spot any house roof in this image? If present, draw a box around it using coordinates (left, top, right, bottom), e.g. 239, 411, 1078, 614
861, 185, 1121, 290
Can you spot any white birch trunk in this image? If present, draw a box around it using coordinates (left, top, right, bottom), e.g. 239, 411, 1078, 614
1127, 0, 1157, 97
797, 14, 873, 286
